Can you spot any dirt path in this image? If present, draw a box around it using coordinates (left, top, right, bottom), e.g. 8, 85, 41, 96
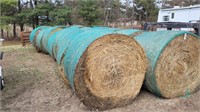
0, 44, 200, 112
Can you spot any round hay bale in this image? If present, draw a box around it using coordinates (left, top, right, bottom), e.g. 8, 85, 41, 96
155, 34, 200, 98
29, 26, 50, 52
52, 25, 82, 60
56, 27, 91, 66
47, 31, 60, 58
73, 34, 147, 110
42, 26, 66, 54
55, 27, 91, 85
135, 30, 200, 98
29, 26, 49, 44
35, 27, 52, 53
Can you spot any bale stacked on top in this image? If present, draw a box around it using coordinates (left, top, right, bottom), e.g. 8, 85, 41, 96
30, 26, 147, 110
133, 31, 200, 98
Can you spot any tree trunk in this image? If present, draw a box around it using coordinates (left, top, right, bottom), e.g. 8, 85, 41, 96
68, 21, 73, 26
13, 23, 17, 38
0, 5, 3, 38
103, 1, 109, 26
116, 1, 120, 19
20, 24, 24, 31
47, 12, 49, 22
34, 0, 39, 26
116, 0, 120, 27
32, 19, 35, 29
30, 0, 34, 8
1, 29, 4, 38
131, 0, 135, 20
30, 0, 35, 29
7, 30, 9, 38
35, 15, 39, 26
18, 0, 21, 12
34, 0, 37, 6
104, 10, 109, 26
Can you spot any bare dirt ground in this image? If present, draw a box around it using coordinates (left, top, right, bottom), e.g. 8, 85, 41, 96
0, 43, 200, 112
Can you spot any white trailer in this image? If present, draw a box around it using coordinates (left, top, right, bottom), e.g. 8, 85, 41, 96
158, 5, 200, 23
157, 5, 200, 31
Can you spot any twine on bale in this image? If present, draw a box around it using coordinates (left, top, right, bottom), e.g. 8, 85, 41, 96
74, 34, 147, 110
155, 34, 200, 98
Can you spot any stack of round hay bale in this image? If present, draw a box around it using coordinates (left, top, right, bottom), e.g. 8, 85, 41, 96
30, 25, 200, 110
30, 26, 147, 110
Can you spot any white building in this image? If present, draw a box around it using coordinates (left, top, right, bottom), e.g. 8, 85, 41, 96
158, 5, 200, 23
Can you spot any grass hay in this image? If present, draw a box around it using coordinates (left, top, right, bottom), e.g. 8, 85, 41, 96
135, 31, 200, 98
74, 34, 147, 110
155, 34, 200, 98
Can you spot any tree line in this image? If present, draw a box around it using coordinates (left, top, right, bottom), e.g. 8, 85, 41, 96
0, 0, 199, 38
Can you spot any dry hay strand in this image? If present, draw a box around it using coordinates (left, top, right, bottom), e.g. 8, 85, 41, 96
155, 34, 200, 98
58, 66, 70, 87
74, 34, 147, 110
